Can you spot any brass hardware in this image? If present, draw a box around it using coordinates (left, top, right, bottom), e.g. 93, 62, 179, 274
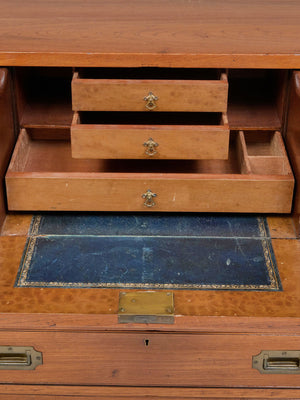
143, 138, 159, 156
0, 346, 43, 370
144, 92, 158, 110
118, 291, 174, 324
142, 189, 157, 208
253, 351, 300, 374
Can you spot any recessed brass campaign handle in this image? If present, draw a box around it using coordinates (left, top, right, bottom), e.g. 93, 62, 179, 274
0, 346, 43, 370
144, 92, 158, 110
253, 351, 300, 374
142, 189, 157, 208
143, 138, 159, 156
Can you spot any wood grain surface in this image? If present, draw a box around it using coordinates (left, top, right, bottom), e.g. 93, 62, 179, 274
0, 331, 300, 387
286, 72, 300, 236
0, 69, 16, 228
2, 385, 300, 399
0, 1, 300, 67
72, 75, 228, 112
71, 112, 229, 160
6, 130, 294, 213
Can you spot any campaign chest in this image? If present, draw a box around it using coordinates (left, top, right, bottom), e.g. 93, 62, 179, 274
0, 1, 300, 399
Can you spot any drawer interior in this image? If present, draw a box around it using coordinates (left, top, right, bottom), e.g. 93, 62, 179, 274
8, 130, 292, 177
243, 131, 291, 175
77, 111, 225, 126
76, 67, 224, 80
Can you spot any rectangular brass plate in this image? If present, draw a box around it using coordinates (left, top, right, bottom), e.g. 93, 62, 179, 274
118, 291, 174, 324
253, 350, 300, 374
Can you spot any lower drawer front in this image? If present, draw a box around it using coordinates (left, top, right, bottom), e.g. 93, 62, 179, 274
1, 332, 300, 387
6, 175, 294, 213
5, 129, 294, 213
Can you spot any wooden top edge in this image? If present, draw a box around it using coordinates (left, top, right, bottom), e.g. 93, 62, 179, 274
1, 314, 300, 334
1, 52, 300, 68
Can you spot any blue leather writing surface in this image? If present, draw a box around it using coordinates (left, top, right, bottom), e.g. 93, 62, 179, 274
15, 214, 281, 291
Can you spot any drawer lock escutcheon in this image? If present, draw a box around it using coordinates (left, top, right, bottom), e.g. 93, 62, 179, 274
0, 346, 43, 370
143, 138, 159, 156
253, 351, 300, 374
144, 92, 158, 110
142, 189, 157, 208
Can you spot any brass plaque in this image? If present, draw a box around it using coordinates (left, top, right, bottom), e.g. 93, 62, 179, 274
253, 350, 300, 374
118, 291, 174, 324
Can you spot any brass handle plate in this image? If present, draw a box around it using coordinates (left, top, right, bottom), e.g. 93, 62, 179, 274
253, 350, 300, 374
142, 189, 157, 208
143, 138, 159, 156
0, 346, 43, 370
144, 92, 158, 110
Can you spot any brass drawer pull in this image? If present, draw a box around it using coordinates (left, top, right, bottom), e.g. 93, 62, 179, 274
143, 137, 159, 156
253, 351, 300, 374
144, 92, 158, 110
0, 346, 43, 370
142, 189, 157, 207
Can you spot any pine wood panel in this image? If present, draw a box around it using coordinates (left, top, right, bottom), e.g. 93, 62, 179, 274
1, 1, 300, 68
71, 74, 228, 112
0, 331, 300, 387
71, 113, 229, 160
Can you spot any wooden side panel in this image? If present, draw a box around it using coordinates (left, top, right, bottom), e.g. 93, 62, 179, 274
72, 78, 228, 112
71, 122, 230, 160
0, 69, 16, 229
0, 332, 300, 387
286, 71, 300, 235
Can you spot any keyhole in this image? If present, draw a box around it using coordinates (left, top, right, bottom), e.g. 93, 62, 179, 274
144, 339, 150, 347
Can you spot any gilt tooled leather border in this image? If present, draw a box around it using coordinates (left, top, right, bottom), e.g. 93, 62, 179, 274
16, 216, 281, 291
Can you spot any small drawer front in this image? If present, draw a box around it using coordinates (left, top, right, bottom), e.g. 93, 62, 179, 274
1, 332, 300, 387
71, 73, 228, 112
71, 113, 229, 160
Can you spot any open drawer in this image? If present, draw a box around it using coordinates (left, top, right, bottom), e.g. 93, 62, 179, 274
71, 69, 228, 112
5, 130, 294, 213
71, 112, 229, 160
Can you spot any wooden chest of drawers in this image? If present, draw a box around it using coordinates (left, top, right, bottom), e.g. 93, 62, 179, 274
0, 1, 300, 399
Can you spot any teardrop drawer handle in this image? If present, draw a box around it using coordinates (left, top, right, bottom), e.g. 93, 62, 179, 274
0, 346, 43, 370
144, 92, 158, 110
143, 138, 159, 156
142, 189, 157, 207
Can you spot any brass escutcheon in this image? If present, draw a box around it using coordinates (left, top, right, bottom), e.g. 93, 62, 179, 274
142, 189, 157, 207
143, 137, 159, 156
144, 92, 158, 110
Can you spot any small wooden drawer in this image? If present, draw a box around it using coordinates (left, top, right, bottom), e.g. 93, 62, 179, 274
71, 112, 229, 160
1, 331, 300, 387
71, 69, 228, 112
6, 129, 294, 213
